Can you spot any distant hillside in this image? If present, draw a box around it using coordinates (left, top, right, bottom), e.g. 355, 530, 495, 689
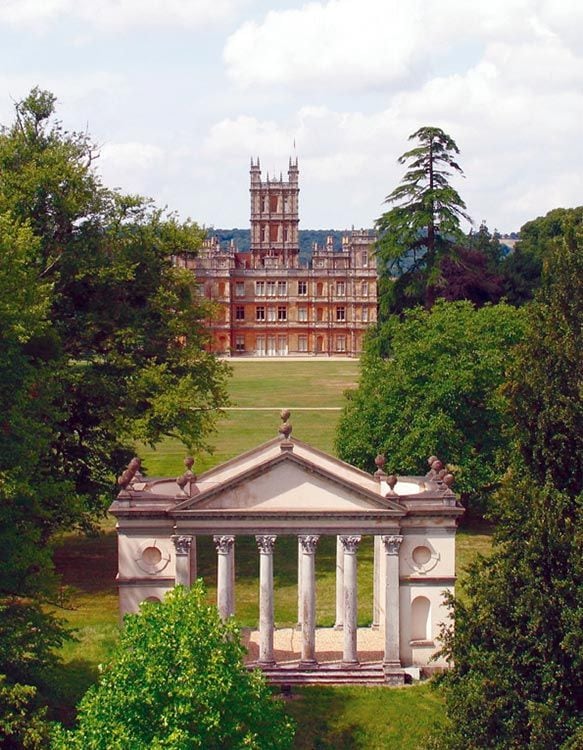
211, 229, 366, 262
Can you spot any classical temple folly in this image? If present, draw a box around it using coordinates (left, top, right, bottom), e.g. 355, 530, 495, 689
110, 413, 463, 685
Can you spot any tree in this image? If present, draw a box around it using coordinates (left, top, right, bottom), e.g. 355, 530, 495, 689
335, 300, 526, 511
51, 584, 295, 750
435, 229, 583, 749
0, 89, 230, 741
500, 206, 583, 306
375, 126, 471, 315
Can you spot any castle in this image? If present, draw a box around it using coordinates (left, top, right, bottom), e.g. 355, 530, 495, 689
175, 158, 377, 356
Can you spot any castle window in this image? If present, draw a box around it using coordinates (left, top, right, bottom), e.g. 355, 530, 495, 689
267, 281, 276, 297
361, 281, 369, 297
235, 335, 245, 352
336, 281, 346, 297
298, 335, 308, 352
235, 306, 245, 321
278, 306, 287, 321
267, 307, 276, 322
362, 252, 368, 267
317, 307, 324, 322
277, 281, 287, 296
256, 306, 265, 321
270, 194, 278, 212
255, 281, 265, 297
336, 306, 346, 322
270, 224, 279, 242
336, 335, 346, 352
235, 282, 245, 297
261, 196, 266, 213
298, 281, 307, 296
362, 307, 369, 322
317, 282, 324, 297
298, 306, 307, 322
283, 226, 289, 241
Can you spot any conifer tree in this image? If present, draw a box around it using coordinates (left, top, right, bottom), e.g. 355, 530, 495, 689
435, 228, 583, 749
376, 126, 471, 314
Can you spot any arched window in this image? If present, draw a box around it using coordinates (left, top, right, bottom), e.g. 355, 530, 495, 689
411, 596, 431, 641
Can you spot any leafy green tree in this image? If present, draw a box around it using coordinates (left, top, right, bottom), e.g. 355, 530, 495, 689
435, 229, 583, 749
51, 584, 295, 750
335, 300, 525, 510
375, 126, 471, 315
0, 88, 229, 741
500, 206, 583, 306
0, 89, 230, 529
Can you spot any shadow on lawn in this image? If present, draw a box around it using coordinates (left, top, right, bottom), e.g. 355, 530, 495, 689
47, 657, 100, 727
53, 529, 118, 594
287, 687, 360, 749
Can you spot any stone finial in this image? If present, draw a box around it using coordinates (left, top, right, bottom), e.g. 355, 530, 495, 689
426, 455, 446, 479
386, 474, 398, 495
117, 456, 141, 489
176, 456, 198, 497
278, 409, 293, 441
443, 473, 455, 487
374, 454, 386, 478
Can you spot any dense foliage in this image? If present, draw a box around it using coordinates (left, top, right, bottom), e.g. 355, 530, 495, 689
435, 229, 583, 749
51, 584, 295, 750
0, 88, 229, 745
213, 228, 349, 262
335, 300, 525, 509
375, 126, 471, 315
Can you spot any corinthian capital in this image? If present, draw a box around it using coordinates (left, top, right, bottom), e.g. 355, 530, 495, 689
171, 535, 192, 556
299, 535, 320, 554
340, 535, 362, 554
213, 535, 235, 554
381, 534, 403, 555
255, 535, 277, 554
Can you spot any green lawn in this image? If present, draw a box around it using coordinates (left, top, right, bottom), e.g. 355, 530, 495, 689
51, 358, 490, 747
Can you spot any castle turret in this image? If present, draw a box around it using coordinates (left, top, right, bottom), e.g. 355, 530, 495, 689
249, 156, 300, 268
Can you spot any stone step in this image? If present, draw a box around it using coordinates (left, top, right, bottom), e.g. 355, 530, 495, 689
248, 662, 405, 686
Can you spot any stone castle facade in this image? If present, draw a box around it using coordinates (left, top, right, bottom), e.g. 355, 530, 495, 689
175, 158, 377, 356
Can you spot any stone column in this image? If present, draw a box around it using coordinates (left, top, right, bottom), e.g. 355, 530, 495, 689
334, 536, 344, 630
340, 535, 361, 665
298, 535, 319, 667
214, 535, 235, 620
189, 536, 198, 583
372, 535, 381, 628
256, 535, 277, 665
297, 538, 303, 627
172, 535, 193, 587
382, 534, 403, 667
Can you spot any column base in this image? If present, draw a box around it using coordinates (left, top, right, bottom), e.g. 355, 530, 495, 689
382, 661, 405, 685
298, 659, 319, 670
341, 659, 360, 668
257, 659, 276, 667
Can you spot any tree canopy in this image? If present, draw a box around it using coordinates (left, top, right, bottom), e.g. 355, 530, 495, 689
51, 585, 295, 750
335, 299, 526, 510
375, 126, 471, 315
0, 88, 230, 746
435, 229, 583, 749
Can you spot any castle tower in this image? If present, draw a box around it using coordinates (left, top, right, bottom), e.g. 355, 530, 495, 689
249, 157, 300, 268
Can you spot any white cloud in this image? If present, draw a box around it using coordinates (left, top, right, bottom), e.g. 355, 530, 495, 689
0, 0, 243, 31
224, 0, 542, 92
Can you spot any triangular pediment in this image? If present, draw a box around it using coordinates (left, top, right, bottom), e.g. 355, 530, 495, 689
174, 440, 404, 514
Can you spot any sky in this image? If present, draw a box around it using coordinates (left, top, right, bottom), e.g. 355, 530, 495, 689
1, 0, 582, 234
